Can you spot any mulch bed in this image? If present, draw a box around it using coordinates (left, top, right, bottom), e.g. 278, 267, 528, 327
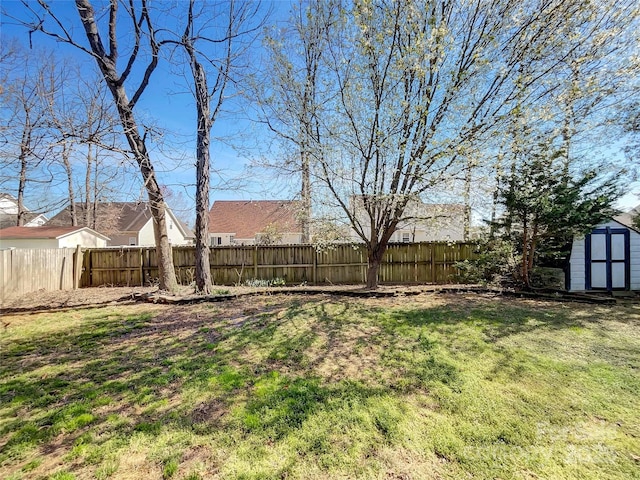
1, 284, 621, 316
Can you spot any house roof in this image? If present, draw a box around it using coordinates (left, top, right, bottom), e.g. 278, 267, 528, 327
0, 212, 47, 229
208, 200, 301, 238
0, 225, 109, 240
613, 204, 640, 233
47, 202, 194, 239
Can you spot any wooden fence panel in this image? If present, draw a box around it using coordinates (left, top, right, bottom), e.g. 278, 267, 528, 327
75, 242, 476, 288
85, 248, 143, 286
256, 245, 315, 283
1, 248, 78, 302
210, 246, 255, 285
316, 244, 367, 284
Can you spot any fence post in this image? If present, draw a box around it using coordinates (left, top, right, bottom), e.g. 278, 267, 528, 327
313, 246, 317, 285
139, 247, 144, 286
253, 245, 258, 279
73, 245, 83, 289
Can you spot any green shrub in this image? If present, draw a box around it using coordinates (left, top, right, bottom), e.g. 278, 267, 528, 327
455, 239, 516, 285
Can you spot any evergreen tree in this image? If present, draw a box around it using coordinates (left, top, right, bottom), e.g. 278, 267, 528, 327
495, 142, 620, 288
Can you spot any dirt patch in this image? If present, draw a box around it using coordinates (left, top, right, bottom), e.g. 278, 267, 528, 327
1, 286, 155, 311
1, 283, 623, 315
0, 284, 450, 313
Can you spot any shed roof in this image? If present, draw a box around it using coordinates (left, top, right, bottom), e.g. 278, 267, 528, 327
208, 200, 301, 238
0, 225, 109, 240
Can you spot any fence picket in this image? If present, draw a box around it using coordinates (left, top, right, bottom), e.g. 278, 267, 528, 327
2, 242, 477, 300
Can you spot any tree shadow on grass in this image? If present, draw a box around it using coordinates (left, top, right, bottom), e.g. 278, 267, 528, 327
384, 302, 586, 342
0, 295, 593, 478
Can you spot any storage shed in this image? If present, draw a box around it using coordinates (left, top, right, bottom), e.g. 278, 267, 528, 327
568, 217, 640, 292
0, 226, 109, 249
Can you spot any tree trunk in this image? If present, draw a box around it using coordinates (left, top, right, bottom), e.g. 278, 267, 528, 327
184, 18, 214, 294
365, 226, 396, 289
17, 147, 27, 227
17, 115, 32, 227
85, 143, 93, 227
108, 84, 177, 292
463, 160, 472, 240
62, 144, 77, 226
301, 148, 311, 243
92, 150, 98, 230
521, 219, 530, 289
76, 0, 178, 293
192, 60, 213, 294
366, 256, 381, 290
527, 222, 539, 287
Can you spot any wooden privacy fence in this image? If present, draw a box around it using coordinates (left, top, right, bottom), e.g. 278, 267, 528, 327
1, 247, 84, 302
81, 242, 477, 287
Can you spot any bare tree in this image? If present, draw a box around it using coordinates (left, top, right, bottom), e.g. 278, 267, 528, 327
301, 0, 639, 289
19, 0, 179, 291
257, 0, 338, 243
164, 0, 263, 294
44, 67, 122, 227
0, 45, 54, 225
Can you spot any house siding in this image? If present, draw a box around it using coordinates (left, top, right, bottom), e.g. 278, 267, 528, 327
569, 220, 640, 291
0, 198, 18, 214
135, 213, 192, 247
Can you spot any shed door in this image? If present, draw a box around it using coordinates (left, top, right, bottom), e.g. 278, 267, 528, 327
586, 228, 630, 291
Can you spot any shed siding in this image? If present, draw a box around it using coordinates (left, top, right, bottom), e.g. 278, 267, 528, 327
58, 231, 107, 248
569, 220, 640, 291
631, 229, 640, 290
569, 238, 586, 291
0, 238, 58, 249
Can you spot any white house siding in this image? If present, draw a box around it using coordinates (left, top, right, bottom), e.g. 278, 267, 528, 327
210, 232, 304, 246
138, 220, 155, 246
24, 215, 48, 227
209, 233, 236, 246
569, 220, 640, 291
0, 198, 18, 214
137, 213, 192, 247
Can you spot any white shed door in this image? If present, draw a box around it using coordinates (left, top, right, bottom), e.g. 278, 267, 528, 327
586, 228, 630, 291
589, 233, 607, 288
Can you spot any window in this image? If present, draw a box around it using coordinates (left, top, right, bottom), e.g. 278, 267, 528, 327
230, 235, 235, 244
210, 236, 222, 246
402, 233, 411, 243
129, 236, 137, 246
217, 237, 222, 245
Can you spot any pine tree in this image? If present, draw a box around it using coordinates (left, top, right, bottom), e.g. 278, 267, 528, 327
495, 143, 620, 288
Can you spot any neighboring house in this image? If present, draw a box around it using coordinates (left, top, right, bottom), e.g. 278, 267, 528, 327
348, 196, 467, 243
47, 202, 194, 247
0, 193, 48, 228
568, 206, 640, 291
208, 200, 303, 245
0, 226, 109, 249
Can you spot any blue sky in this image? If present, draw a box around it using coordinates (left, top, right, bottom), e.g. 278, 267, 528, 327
1, 0, 638, 222
1, 0, 295, 220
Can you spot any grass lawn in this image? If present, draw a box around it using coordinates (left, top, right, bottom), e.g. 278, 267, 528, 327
1, 293, 639, 480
